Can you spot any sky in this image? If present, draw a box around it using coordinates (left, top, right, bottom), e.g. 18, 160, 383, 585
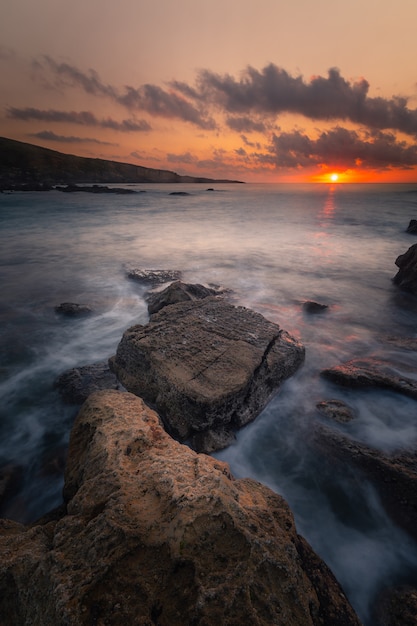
1, 0, 417, 183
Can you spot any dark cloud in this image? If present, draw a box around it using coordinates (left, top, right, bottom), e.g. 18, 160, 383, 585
270, 127, 417, 170
195, 65, 417, 136
117, 84, 216, 129
7, 107, 151, 132
42, 56, 117, 98
30, 130, 117, 146
225, 116, 266, 133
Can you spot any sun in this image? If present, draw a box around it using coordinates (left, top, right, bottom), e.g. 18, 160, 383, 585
330, 173, 339, 182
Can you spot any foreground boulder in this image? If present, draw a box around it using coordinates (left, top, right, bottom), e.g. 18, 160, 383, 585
0, 391, 360, 625
393, 243, 417, 295
109, 297, 305, 452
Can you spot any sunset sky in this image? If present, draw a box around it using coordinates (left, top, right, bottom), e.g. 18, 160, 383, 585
1, 0, 417, 183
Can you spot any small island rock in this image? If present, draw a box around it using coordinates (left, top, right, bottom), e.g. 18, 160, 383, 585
393, 243, 417, 295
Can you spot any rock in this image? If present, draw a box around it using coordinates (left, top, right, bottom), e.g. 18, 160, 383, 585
146, 280, 224, 315
406, 219, 417, 234
54, 302, 93, 316
321, 358, 417, 400
54, 361, 124, 404
169, 191, 191, 195
373, 585, 417, 626
393, 243, 417, 295
109, 297, 305, 451
0, 463, 23, 512
126, 268, 182, 285
0, 391, 361, 625
312, 423, 417, 542
316, 399, 356, 423
55, 184, 137, 194
378, 335, 417, 351
303, 301, 329, 314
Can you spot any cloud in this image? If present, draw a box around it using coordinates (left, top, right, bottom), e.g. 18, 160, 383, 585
225, 116, 266, 133
195, 65, 417, 137
7, 107, 151, 132
0, 45, 16, 61
30, 130, 117, 146
166, 151, 197, 164
269, 126, 417, 170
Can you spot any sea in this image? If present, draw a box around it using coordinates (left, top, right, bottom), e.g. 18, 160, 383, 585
1, 182, 417, 623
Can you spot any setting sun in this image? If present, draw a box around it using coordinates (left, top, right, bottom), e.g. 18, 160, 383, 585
330, 173, 339, 182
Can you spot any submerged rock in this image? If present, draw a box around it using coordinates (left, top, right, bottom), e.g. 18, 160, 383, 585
0, 391, 361, 625
146, 280, 225, 314
406, 219, 417, 234
54, 302, 93, 316
316, 399, 356, 423
312, 423, 417, 542
109, 297, 305, 452
54, 361, 124, 404
303, 301, 329, 314
393, 243, 417, 295
321, 358, 417, 400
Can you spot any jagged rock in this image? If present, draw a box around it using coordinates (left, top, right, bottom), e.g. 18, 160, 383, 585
321, 358, 417, 400
0, 391, 361, 625
126, 268, 182, 284
109, 297, 305, 451
54, 302, 93, 316
374, 585, 417, 625
312, 423, 417, 542
147, 280, 224, 315
393, 243, 417, 295
406, 219, 417, 234
303, 301, 329, 314
316, 399, 356, 423
54, 361, 124, 404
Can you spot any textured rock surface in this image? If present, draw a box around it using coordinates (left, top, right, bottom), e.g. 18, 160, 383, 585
406, 219, 417, 234
55, 361, 124, 404
321, 358, 417, 400
393, 243, 417, 294
302, 301, 328, 314
0, 391, 360, 625
374, 586, 417, 625
312, 423, 417, 542
109, 297, 305, 451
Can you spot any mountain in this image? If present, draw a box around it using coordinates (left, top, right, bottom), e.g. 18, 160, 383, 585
0, 137, 243, 187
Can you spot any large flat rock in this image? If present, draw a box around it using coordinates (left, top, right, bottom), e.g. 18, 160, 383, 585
0, 391, 360, 625
109, 297, 305, 451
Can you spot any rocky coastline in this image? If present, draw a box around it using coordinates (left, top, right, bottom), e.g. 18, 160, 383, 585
1, 239, 417, 624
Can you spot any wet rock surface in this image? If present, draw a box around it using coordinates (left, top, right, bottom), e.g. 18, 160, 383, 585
406, 219, 417, 234
0, 391, 361, 625
316, 399, 356, 423
312, 423, 417, 542
393, 243, 417, 295
54, 302, 93, 316
126, 267, 182, 285
321, 357, 417, 400
109, 297, 305, 451
54, 361, 124, 404
146, 280, 224, 314
303, 301, 329, 314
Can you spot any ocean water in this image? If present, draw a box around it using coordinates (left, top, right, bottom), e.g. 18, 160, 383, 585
1, 182, 417, 623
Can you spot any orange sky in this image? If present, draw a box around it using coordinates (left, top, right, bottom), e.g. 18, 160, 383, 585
1, 0, 417, 183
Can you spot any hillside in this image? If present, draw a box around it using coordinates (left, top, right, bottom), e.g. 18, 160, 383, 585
0, 137, 242, 187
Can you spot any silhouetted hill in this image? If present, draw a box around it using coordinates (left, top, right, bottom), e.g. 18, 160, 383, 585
0, 137, 243, 187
